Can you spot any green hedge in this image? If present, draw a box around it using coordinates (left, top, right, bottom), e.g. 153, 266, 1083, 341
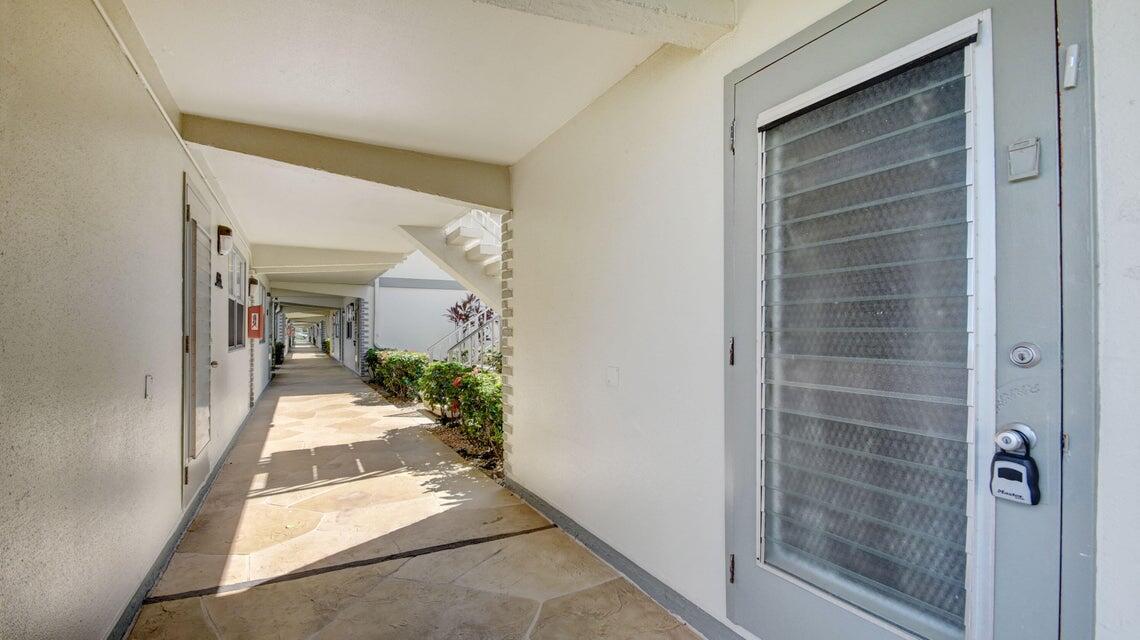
457, 371, 503, 448
372, 350, 428, 400
418, 361, 471, 414
363, 346, 384, 375
364, 348, 503, 449
482, 349, 503, 373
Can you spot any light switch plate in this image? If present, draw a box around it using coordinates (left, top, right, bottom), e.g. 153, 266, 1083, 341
605, 366, 620, 389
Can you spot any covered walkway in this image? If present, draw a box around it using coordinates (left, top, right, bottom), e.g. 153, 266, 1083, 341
129, 348, 697, 639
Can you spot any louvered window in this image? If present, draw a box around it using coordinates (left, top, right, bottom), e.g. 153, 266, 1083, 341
227, 250, 247, 349
758, 45, 975, 639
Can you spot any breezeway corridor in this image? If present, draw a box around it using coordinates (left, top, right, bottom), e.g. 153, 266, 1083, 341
128, 348, 697, 639
9, 2, 1138, 639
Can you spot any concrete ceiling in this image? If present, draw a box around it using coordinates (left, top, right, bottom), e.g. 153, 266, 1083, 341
124, 0, 662, 164
193, 145, 470, 256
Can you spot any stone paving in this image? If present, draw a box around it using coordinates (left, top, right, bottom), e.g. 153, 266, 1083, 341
129, 347, 699, 639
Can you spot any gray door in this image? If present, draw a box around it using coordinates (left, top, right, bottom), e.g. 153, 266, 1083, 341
182, 181, 213, 504
727, 2, 1061, 639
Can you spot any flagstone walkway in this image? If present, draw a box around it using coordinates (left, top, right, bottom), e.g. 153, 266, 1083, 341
128, 347, 699, 639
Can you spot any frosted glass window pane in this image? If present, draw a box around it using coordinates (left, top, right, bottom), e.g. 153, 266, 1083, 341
759, 46, 971, 639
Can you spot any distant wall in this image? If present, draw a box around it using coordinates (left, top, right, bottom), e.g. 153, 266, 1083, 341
372, 251, 471, 352
375, 286, 471, 352
0, 2, 264, 637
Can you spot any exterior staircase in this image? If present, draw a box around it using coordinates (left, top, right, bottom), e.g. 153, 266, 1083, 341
426, 309, 501, 365
397, 209, 502, 312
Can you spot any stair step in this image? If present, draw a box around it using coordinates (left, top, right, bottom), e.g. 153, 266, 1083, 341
483, 255, 502, 276
466, 242, 498, 262
446, 224, 481, 246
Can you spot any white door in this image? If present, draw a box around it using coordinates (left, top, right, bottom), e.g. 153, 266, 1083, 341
182, 180, 213, 504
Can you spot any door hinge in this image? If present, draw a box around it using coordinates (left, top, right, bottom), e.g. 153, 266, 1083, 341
184, 335, 190, 353
728, 337, 735, 366
1061, 432, 1070, 453
729, 554, 735, 584
182, 466, 189, 485
729, 120, 736, 155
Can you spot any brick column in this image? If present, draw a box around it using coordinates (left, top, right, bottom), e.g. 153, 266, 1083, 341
499, 211, 514, 475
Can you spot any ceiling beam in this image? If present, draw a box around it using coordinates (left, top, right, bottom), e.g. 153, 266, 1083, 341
182, 115, 512, 210
253, 245, 404, 285
252, 244, 404, 272
273, 293, 344, 310
471, 0, 735, 49
271, 282, 371, 299
284, 311, 328, 320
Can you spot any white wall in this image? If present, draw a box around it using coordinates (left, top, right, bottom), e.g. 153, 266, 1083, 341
389, 250, 456, 280
376, 286, 471, 351
0, 2, 263, 637
1092, 1, 1140, 637
372, 251, 471, 352
507, 1, 849, 634
510, 0, 1140, 637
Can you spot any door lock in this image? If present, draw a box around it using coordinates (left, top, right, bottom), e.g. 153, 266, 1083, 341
991, 423, 1041, 505
993, 423, 1037, 453
1008, 342, 1041, 368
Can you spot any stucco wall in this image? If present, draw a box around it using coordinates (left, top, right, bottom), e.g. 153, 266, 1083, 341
372, 251, 469, 351
0, 2, 262, 637
509, 0, 1138, 636
1091, 1, 1140, 637
507, 0, 849, 634
375, 286, 471, 352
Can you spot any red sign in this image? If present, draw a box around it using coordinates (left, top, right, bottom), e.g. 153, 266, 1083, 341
248, 305, 263, 339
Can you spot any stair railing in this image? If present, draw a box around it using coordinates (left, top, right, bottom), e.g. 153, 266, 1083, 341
446, 312, 501, 367
426, 307, 497, 362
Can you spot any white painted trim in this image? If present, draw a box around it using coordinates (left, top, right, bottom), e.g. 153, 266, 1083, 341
751, 10, 996, 640
88, 0, 253, 251
965, 11, 997, 640
754, 13, 985, 130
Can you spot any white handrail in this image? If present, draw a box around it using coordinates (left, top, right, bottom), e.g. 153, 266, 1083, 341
426, 307, 496, 361
445, 313, 501, 367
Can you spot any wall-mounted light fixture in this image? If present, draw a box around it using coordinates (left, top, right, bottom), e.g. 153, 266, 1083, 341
217, 225, 233, 256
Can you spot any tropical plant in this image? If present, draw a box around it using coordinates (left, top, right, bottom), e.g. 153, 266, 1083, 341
273, 341, 286, 365
444, 293, 485, 326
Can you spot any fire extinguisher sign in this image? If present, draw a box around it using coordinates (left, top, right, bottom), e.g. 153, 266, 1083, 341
248, 305, 263, 339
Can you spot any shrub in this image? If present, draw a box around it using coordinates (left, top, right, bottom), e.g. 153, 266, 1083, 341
322, 339, 332, 354
482, 349, 503, 373
418, 361, 471, 415
363, 346, 383, 375
375, 350, 429, 400
273, 341, 285, 365
456, 370, 503, 448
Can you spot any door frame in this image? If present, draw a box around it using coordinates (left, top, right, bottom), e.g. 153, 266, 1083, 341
722, 1, 1098, 637
182, 173, 214, 506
